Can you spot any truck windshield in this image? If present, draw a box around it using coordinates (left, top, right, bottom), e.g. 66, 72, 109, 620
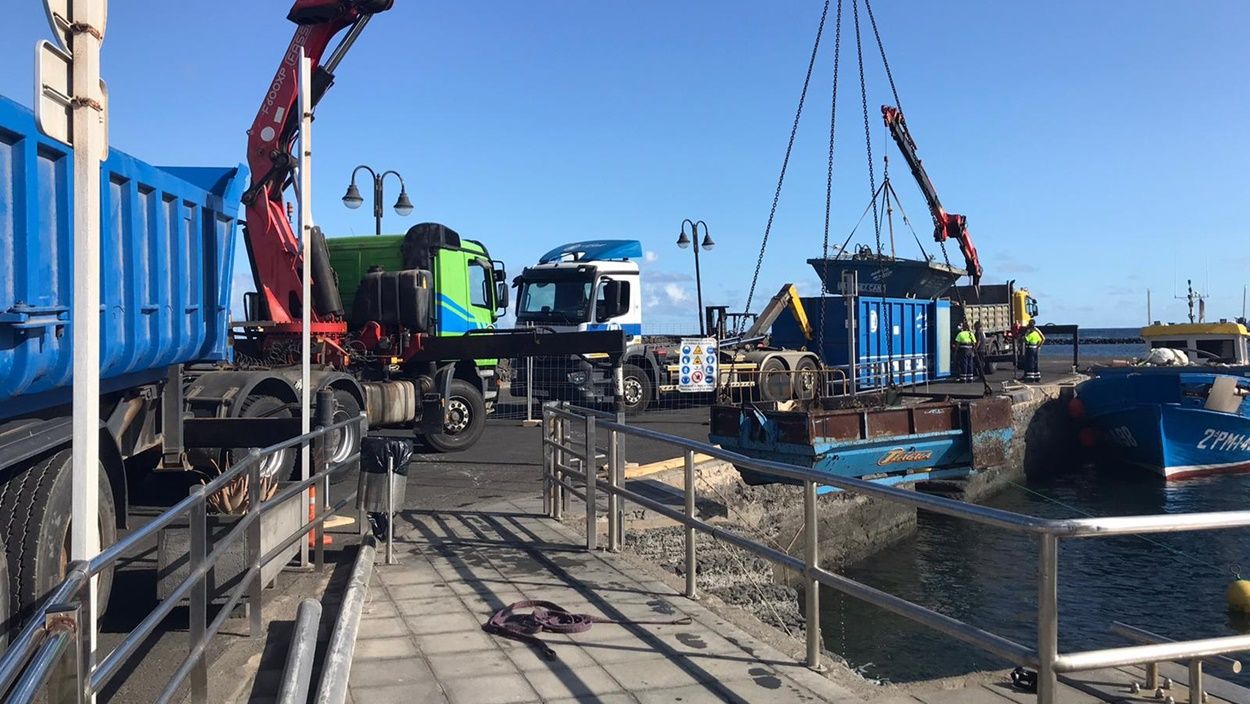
517, 280, 592, 323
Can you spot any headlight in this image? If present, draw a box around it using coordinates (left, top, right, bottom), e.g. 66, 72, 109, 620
567, 371, 588, 385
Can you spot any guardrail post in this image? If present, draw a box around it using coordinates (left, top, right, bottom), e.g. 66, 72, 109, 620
248, 449, 264, 638
553, 412, 565, 521
190, 484, 209, 703
44, 604, 81, 704
684, 450, 697, 600
607, 427, 619, 552
385, 456, 396, 566
804, 479, 822, 670
584, 414, 597, 552
1188, 659, 1204, 704
314, 389, 334, 573
542, 408, 552, 518
615, 406, 625, 549
1037, 533, 1059, 704
1145, 661, 1159, 690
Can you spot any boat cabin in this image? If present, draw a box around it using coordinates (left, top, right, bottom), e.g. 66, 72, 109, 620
1141, 321, 1250, 365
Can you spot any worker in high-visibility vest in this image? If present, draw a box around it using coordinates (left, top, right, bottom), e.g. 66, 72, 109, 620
954, 322, 977, 382
1022, 320, 1045, 382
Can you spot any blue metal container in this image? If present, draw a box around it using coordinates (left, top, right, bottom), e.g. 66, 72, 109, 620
0, 96, 246, 416
772, 295, 950, 388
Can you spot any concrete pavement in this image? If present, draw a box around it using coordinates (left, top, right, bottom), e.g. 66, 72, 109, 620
347, 494, 864, 704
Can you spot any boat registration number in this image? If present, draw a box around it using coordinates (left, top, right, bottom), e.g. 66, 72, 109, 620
1197, 429, 1250, 452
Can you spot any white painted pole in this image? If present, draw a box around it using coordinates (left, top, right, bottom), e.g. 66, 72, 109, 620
298, 50, 313, 567
70, 0, 106, 675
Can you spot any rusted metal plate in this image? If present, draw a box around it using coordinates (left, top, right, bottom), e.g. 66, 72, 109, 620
812, 413, 863, 442
912, 405, 958, 434
967, 396, 1013, 432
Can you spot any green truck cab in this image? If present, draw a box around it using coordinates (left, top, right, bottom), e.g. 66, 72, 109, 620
326, 225, 508, 451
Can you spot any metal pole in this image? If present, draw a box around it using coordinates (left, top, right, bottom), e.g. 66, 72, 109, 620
693, 234, 705, 336
385, 456, 395, 565
1037, 533, 1059, 704
297, 49, 313, 569
541, 409, 552, 518
553, 416, 564, 521
189, 485, 208, 704
844, 271, 858, 394
584, 414, 597, 552
277, 599, 322, 704
69, 0, 108, 676
1188, 660, 1204, 704
804, 480, 821, 670
247, 451, 264, 637
372, 173, 382, 236
607, 428, 619, 552
314, 389, 333, 573
684, 449, 697, 599
614, 376, 625, 549
1145, 661, 1159, 690
525, 357, 535, 424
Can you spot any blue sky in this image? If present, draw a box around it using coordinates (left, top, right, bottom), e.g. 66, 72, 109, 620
3, 1, 1248, 328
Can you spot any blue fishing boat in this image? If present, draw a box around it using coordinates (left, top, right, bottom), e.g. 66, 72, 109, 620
1077, 368, 1250, 479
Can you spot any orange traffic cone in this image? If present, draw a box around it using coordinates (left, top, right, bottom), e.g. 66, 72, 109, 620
308, 487, 333, 547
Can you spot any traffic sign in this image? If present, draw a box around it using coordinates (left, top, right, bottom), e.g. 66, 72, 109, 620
35, 40, 108, 155
678, 337, 717, 393
44, 0, 108, 52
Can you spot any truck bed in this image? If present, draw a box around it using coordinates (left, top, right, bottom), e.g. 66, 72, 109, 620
0, 96, 246, 414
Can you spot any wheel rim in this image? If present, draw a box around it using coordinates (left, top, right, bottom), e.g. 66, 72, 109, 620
256, 447, 292, 479
327, 408, 361, 465
444, 397, 471, 435
623, 377, 644, 406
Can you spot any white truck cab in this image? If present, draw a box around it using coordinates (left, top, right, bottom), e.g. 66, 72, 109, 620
514, 240, 642, 341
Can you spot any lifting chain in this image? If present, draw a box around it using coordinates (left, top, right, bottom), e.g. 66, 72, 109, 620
741, 0, 832, 333
818, 0, 845, 355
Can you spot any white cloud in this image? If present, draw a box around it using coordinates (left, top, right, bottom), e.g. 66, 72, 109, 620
644, 250, 658, 263
663, 283, 690, 304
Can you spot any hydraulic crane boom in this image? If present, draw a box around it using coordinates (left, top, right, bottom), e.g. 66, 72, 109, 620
241, 0, 393, 330
881, 105, 983, 286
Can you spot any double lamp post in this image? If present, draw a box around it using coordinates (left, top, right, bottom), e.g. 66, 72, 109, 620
677, 219, 715, 335
341, 164, 413, 235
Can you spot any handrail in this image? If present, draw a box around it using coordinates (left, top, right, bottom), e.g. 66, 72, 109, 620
0, 395, 369, 704
542, 401, 1250, 704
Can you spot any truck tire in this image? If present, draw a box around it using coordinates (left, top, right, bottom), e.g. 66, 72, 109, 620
0, 450, 116, 634
423, 379, 486, 453
758, 358, 791, 401
231, 394, 296, 481
616, 364, 652, 416
793, 357, 820, 400
325, 388, 364, 484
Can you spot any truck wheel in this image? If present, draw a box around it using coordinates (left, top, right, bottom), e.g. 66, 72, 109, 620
616, 364, 652, 416
324, 389, 364, 484
793, 358, 820, 400
0, 450, 116, 633
758, 358, 791, 401
423, 379, 486, 453
231, 394, 295, 481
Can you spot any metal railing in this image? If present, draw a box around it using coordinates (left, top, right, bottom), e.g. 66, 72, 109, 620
542, 401, 1250, 704
0, 395, 368, 704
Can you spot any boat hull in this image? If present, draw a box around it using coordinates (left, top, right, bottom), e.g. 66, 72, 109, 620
1078, 372, 1250, 480
807, 257, 964, 300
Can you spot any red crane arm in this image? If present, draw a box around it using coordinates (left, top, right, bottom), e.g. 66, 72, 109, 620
880, 105, 983, 286
241, 0, 392, 325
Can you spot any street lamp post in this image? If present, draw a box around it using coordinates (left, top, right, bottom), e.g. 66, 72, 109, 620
677, 219, 715, 335
342, 164, 414, 235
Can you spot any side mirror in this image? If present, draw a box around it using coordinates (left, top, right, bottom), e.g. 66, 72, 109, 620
492, 259, 507, 282
496, 281, 510, 311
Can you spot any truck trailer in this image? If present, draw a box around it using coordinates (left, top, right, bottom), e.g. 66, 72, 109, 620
946, 282, 1038, 371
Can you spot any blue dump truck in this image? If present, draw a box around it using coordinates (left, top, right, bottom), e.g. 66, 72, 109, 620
0, 95, 371, 633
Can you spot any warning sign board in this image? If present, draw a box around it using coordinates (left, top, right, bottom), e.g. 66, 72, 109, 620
678, 337, 718, 393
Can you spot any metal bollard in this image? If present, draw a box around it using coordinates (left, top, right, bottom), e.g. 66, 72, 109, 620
1036, 534, 1059, 704
553, 415, 564, 521
607, 428, 619, 552
584, 414, 597, 552
190, 485, 209, 702
247, 449, 264, 637
804, 480, 822, 670
386, 456, 396, 565
684, 450, 697, 599
313, 390, 334, 573
1188, 660, 1203, 704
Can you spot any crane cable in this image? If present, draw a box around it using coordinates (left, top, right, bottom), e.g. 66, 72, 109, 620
818, 0, 845, 358
740, 0, 832, 333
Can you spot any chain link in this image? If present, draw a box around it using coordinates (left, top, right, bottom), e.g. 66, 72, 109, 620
818, 0, 845, 354
741, 0, 832, 333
